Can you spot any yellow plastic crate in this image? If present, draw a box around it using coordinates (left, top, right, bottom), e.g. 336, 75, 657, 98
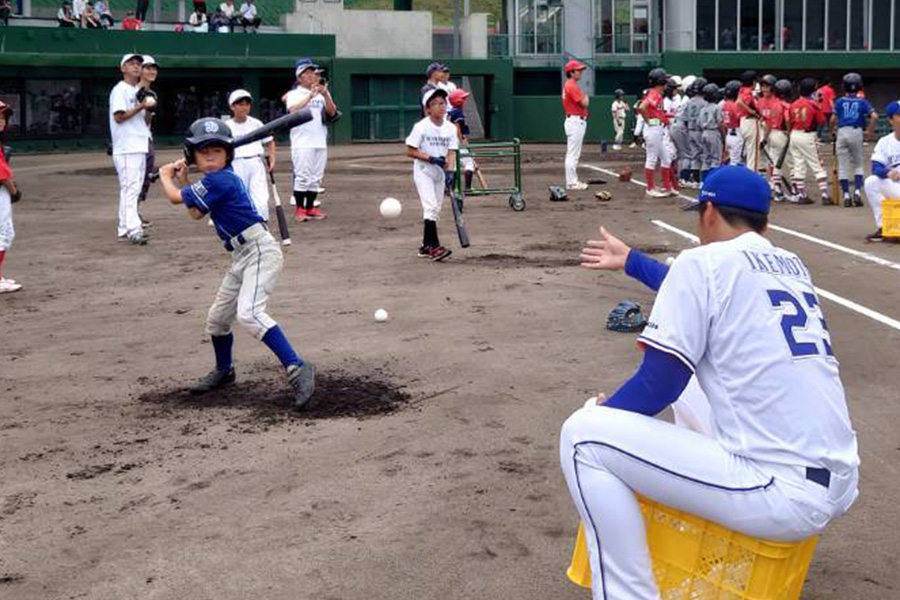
883, 199, 900, 239
567, 497, 819, 600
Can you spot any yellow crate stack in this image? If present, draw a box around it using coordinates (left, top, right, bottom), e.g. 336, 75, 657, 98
882, 199, 900, 240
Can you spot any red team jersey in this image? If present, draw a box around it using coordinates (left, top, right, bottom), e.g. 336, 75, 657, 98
789, 97, 823, 132
563, 79, 588, 117
756, 95, 788, 131
642, 89, 668, 124
737, 86, 757, 118
722, 100, 741, 129
816, 85, 836, 115
0, 146, 12, 181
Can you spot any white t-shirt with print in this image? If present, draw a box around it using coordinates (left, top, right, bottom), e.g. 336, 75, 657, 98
405, 115, 459, 169
285, 87, 328, 149
225, 116, 272, 158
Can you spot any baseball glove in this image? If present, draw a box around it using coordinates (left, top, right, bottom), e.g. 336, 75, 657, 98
618, 166, 633, 182
135, 88, 158, 111
10, 189, 21, 204
595, 190, 612, 202
549, 185, 568, 202
606, 300, 647, 333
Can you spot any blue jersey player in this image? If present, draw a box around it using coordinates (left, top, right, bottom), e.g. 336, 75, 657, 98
158, 117, 316, 409
831, 73, 877, 207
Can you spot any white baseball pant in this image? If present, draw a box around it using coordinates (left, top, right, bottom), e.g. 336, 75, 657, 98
863, 175, 900, 228
232, 156, 270, 221
725, 129, 744, 165
643, 125, 674, 169
459, 147, 475, 172
414, 161, 445, 222
559, 403, 858, 600
633, 114, 645, 139
836, 127, 865, 180
0, 187, 13, 251
767, 130, 791, 177
291, 147, 327, 192
565, 116, 587, 186
613, 116, 626, 145
113, 152, 146, 238
790, 130, 827, 181
740, 116, 763, 171
206, 230, 282, 341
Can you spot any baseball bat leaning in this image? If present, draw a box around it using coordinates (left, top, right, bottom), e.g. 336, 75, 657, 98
268, 169, 292, 246
449, 191, 471, 248
830, 137, 841, 206
475, 166, 488, 190
232, 109, 313, 148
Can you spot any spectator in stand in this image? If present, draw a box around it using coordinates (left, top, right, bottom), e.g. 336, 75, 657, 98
58, 1, 79, 27
72, 0, 86, 21
94, 0, 114, 28
239, 0, 260, 32
122, 10, 142, 29
209, 7, 230, 32
192, 0, 206, 14
218, 0, 238, 31
81, 2, 102, 28
135, 0, 149, 22
188, 6, 208, 32
0, 0, 11, 26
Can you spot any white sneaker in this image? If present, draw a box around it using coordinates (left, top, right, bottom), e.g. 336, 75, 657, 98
646, 189, 668, 198
629, 142, 637, 148
313, 199, 322, 207
0, 279, 22, 293
612, 144, 622, 151
566, 182, 589, 191
0, 277, 17, 286
664, 188, 680, 197
316, 187, 326, 194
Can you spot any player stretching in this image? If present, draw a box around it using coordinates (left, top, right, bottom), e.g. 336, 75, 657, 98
285, 58, 337, 222
406, 88, 458, 262
226, 89, 275, 221
640, 69, 676, 197
563, 166, 859, 599
832, 73, 876, 208
863, 101, 900, 242
109, 53, 152, 245
0, 101, 21, 294
157, 118, 316, 409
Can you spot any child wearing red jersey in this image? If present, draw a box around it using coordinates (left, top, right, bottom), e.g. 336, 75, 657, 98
639, 68, 676, 197
789, 78, 830, 205
0, 101, 21, 294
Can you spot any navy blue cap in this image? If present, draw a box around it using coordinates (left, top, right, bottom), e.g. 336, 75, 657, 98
887, 101, 900, 118
684, 166, 771, 215
294, 58, 320, 77
426, 62, 444, 77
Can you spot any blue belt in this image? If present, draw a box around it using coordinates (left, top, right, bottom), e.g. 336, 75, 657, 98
806, 467, 831, 488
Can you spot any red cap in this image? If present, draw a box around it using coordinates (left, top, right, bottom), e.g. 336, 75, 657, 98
564, 60, 587, 73
449, 89, 470, 107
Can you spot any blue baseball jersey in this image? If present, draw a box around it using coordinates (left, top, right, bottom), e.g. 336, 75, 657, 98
448, 107, 469, 137
833, 96, 874, 128
181, 166, 264, 244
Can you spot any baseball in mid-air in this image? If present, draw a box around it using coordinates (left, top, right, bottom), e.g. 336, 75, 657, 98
143, 96, 157, 108
379, 197, 402, 219
374, 308, 389, 322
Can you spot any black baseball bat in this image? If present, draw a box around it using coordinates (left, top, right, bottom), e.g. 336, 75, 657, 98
450, 191, 470, 248
232, 109, 313, 148
268, 169, 292, 247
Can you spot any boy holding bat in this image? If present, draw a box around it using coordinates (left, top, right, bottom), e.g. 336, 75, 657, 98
406, 88, 458, 262
157, 117, 316, 409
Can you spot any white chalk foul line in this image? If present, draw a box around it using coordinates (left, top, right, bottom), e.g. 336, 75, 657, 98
583, 163, 900, 273
651, 218, 900, 332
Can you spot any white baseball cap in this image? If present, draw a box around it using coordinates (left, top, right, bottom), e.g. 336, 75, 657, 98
421, 87, 448, 109
229, 89, 253, 105
120, 53, 144, 67
142, 55, 157, 67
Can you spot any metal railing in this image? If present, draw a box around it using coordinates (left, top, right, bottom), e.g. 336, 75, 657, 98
488, 33, 564, 56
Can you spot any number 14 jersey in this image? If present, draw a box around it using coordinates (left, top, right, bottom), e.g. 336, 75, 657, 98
638, 231, 858, 474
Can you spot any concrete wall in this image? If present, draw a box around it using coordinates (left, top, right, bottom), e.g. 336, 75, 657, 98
283, 0, 432, 59
462, 13, 489, 59
664, 0, 694, 51
563, 0, 594, 93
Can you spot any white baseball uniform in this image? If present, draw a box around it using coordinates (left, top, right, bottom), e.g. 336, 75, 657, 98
405, 116, 458, 221
225, 116, 272, 221
0, 187, 13, 253
109, 80, 150, 239
863, 132, 900, 228
611, 99, 629, 145
560, 231, 859, 600
285, 86, 328, 193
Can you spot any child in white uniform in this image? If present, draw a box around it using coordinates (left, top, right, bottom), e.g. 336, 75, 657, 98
225, 89, 275, 221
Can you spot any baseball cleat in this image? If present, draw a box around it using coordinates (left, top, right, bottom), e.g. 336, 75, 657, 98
429, 245, 452, 262
294, 207, 309, 222
288, 362, 316, 409
0, 277, 17, 285
793, 196, 813, 205
306, 207, 326, 220
853, 190, 864, 207
566, 182, 589, 191
189, 368, 236, 394
0, 279, 22, 294
842, 194, 852, 208
645, 189, 668, 198
313, 199, 322, 207
417, 245, 431, 258
128, 233, 148, 245
821, 197, 835, 206
773, 192, 786, 203
866, 228, 883, 242
612, 144, 622, 150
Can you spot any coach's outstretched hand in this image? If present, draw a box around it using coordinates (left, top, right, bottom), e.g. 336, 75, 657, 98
580, 226, 631, 271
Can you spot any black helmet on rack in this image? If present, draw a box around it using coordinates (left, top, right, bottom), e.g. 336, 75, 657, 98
842, 72, 863, 93
648, 68, 669, 87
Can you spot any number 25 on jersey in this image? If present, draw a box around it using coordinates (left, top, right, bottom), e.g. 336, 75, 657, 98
767, 288, 835, 358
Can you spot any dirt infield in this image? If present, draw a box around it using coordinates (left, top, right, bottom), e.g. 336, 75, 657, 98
1, 143, 898, 599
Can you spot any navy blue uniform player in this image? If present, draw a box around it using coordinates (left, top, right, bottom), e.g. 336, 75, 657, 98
830, 73, 877, 207
158, 117, 316, 409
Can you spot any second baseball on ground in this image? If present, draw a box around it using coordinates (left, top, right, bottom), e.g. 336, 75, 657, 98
374, 308, 389, 322
379, 197, 402, 219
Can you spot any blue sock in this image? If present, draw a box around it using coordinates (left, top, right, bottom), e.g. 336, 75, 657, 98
680, 169, 689, 181
840, 179, 850, 194
854, 175, 864, 191
211, 333, 234, 373
262, 325, 302, 369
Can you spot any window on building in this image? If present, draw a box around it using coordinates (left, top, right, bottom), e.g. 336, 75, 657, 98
762, 0, 777, 50
828, 0, 847, 50
806, 0, 825, 50
849, 0, 866, 49
740, 0, 760, 50
633, 4, 649, 52
872, 0, 891, 49
615, 0, 631, 53
517, 0, 536, 54
719, 0, 737, 49
535, 0, 563, 54
596, 0, 613, 53
696, 0, 716, 49
783, 0, 802, 49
